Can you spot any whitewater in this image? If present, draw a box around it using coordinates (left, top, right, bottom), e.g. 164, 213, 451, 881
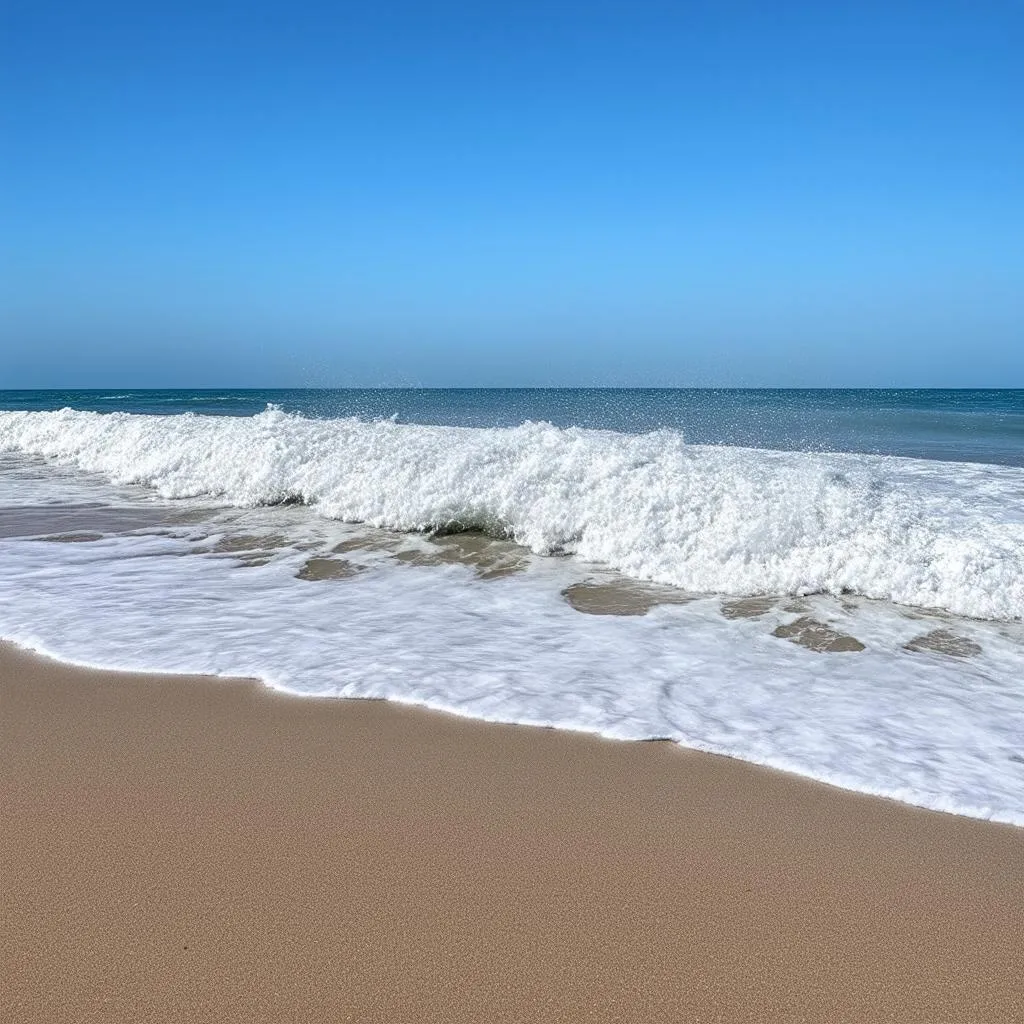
1, 403, 1022, 826
2, 405, 1022, 620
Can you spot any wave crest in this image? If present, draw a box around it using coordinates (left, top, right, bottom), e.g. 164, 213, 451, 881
1, 405, 1022, 620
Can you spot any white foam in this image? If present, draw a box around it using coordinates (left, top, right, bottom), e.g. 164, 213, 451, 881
1, 406, 1022, 620
2, 411, 1023, 827
0, 520, 1022, 826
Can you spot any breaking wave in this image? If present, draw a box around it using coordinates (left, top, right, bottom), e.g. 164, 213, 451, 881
1, 405, 1022, 621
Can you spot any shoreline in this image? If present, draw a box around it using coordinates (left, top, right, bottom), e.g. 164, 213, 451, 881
7, 631, 1024, 830
3, 641, 1023, 1022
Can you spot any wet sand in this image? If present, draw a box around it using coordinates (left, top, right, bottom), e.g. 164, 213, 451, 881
2, 642, 1022, 1023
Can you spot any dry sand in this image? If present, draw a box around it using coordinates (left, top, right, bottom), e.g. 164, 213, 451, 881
2, 641, 1022, 1022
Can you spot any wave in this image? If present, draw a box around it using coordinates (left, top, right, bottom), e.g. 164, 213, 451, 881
1, 405, 1022, 621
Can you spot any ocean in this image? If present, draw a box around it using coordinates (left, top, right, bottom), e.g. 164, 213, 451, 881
1, 389, 1022, 824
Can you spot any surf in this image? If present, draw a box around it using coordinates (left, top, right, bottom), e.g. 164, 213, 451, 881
1, 404, 1022, 621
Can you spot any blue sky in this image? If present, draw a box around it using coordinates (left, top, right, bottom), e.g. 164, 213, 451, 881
2, 1, 1022, 387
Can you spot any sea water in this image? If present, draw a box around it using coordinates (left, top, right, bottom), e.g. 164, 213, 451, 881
1, 390, 1022, 824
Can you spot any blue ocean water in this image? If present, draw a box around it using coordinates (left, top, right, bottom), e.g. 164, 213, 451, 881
1, 388, 1022, 466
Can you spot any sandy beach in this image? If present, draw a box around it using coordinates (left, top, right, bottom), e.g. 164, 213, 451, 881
2, 641, 1022, 1023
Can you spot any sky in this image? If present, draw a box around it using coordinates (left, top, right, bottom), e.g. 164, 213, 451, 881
2, 1, 1022, 388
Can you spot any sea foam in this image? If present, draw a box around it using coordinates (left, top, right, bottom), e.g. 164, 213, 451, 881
1, 409, 1023, 826
1, 405, 1022, 620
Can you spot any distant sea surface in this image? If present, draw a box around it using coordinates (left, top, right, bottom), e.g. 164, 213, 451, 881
1, 388, 1022, 826
2, 387, 1023, 466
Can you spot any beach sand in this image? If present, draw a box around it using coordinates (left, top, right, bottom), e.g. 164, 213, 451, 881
2, 641, 1022, 1022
